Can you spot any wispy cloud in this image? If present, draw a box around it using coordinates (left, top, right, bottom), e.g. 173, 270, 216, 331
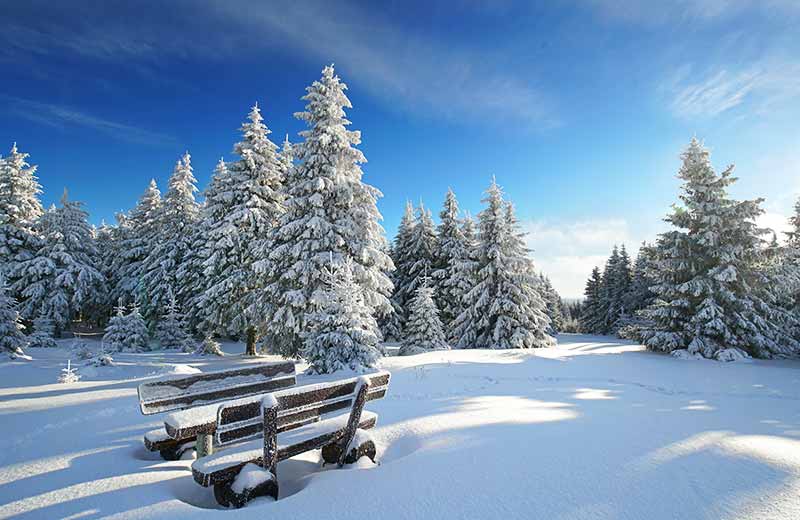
665, 60, 800, 119
1, 96, 176, 146
524, 218, 653, 298
0, 0, 557, 129
584, 0, 800, 25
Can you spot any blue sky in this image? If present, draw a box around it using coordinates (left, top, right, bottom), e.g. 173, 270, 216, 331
2, 0, 799, 297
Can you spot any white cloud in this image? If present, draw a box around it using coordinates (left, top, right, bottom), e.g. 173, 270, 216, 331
524, 218, 648, 299
1, 0, 557, 129
585, 0, 800, 25
2, 96, 176, 147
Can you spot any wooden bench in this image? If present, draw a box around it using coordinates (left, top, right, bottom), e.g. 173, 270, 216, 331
191, 370, 391, 508
137, 361, 297, 460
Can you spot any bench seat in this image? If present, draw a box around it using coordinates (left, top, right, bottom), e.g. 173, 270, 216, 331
192, 410, 378, 487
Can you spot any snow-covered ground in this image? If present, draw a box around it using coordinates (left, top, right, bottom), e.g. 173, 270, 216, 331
2, 335, 800, 519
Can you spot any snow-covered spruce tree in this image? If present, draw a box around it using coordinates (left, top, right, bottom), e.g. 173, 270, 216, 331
156, 288, 195, 350
197, 105, 285, 356
617, 242, 658, 340
28, 311, 58, 348
302, 259, 382, 373
447, 213, 480, 344
600, 245, 631, 333
0, 275, 27, 358
643, 138, 798, 359
11, 191, 107, 333
196, 335, 224, 356
112, 180, 161, 306
103, 299, 150, 352
57, 359, 80, 384
140, 152, 200, 325
431, 188, 468, 326
92, 221, 117, 320
251, 65, 393, 358
539, 274, 564, 334
382, 201, 416, 341
102, 300, 129, 351
278, 134, 294, 178
579, 267, 604, 333
179, 159, 229, 332
399, 284, 449, 356
0, 143, 44, 283
405, 203, 438, 302
454, 179, 554, 349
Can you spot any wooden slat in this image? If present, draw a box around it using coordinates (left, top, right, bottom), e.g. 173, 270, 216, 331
137, 361, 296, 415
193, 415, 378, 487
214, 372, 389, 446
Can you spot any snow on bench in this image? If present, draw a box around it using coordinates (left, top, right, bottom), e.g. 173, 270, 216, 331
137, 361, 297, 459
191, 371, 390, 508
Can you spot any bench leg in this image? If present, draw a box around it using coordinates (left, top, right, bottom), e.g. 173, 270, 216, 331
322, 430, 377, 465
196, 433, 213, 458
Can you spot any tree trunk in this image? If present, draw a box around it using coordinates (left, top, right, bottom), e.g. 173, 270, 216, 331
245, 327, 257, 356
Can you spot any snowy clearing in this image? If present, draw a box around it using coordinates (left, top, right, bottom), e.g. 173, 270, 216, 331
2, 335, 800, 519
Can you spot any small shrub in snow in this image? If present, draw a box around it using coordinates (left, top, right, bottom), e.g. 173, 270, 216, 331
195, 336, 223, 356
58, 359, 80, 383
88, 353, 115, 367
73, 341, 94, 360
399, 285, 449, 356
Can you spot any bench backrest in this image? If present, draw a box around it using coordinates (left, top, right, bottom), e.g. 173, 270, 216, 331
215, 370, 390, 446
137, 361, 297, 415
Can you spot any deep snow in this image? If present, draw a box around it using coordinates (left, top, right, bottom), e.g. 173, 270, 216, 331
2, 335, 800, 519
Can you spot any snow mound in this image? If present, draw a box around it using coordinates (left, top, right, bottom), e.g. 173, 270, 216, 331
714, 347, 752, 363
231, 463, 275, 494
670, 349, 705, 360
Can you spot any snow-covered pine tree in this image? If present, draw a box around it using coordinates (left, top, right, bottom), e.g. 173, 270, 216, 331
57, 359, 80, 384
11, 190, 107, 333
195, 336, 224, 356
125, 302, 151, 352
140, 152, 200, 325
399, 283, 449, 355
431, 188, 468, 326
197, 105, 285, 356
580, 267, 604, 333
382, 201, 417, 341
102, 300, 129, 352
112, 179, 161, 306
92, 221, 117, 320
0, 274, 27, 358
454, 179, 554, 349
539, 274, 564, 334
643, 138, 798, 359
447, 213, 480, 344
278, 134, 294, 178
617, 242, 658, 340
0, 143, 44, 283
405, 202, 438, 302
302, 259, 382, 373
28, 311, 58, 348
601, 245, 631, 333
251, 65, 393, 358
156, 288, 195, 350
179, 159, 229, 332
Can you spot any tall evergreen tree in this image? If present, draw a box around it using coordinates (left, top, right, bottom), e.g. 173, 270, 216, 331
252, 65, 393, 358
432, 188, 468, 326
0, 143, 44, 285
643, 138, 798, 359
383, 201, 416, 341
580, 267, 604, 333
539, 274, 564, 334
447, 213, 479, 344
399, 284, 449, 355
112, 180, 161, 305
454, 179, 554, 349
197, 106, 285, 355
140, 152, 200, 325
0, 275, 26, 358
11, 191, 106, 333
